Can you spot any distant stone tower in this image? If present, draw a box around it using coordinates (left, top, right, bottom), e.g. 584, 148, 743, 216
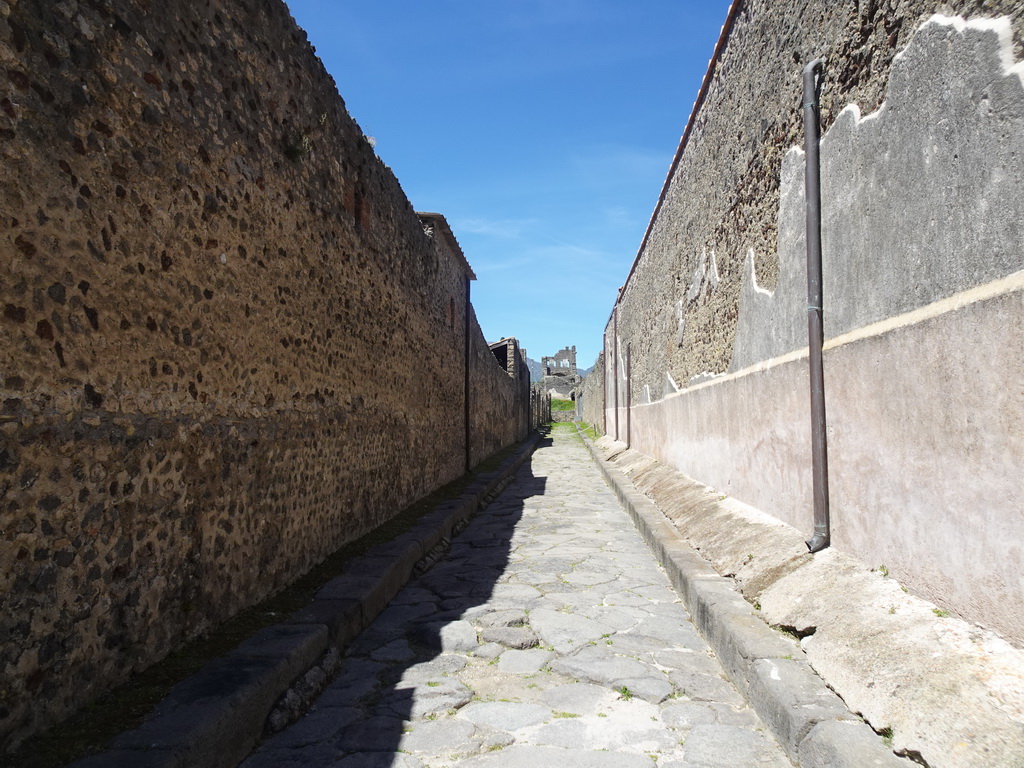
541, 346, 581, 399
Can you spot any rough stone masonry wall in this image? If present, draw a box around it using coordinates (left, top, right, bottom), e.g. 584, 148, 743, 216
469, 308, 531, 467
0, 0, 528, 749
579, 351, 604, 429
615, 0, 1024, 400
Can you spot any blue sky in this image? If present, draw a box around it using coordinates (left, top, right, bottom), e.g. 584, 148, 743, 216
284, 1, 733, 368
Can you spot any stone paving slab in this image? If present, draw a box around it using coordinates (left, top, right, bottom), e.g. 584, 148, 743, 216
240, 426, 796, 767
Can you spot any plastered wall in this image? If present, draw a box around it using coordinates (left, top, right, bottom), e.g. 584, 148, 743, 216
0, 0, 529, 748
588, 6, 1024, 643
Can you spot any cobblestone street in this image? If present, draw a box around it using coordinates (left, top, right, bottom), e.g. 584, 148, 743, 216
242, 426, 792, 767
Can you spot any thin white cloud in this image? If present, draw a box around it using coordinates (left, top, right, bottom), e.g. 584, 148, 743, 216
471, 241, 618, 278
472, 255, 539, 274
530, 243, 617, 266
455, 217, 536, 239
601, 205, 639, 229
569, 143, 671, 187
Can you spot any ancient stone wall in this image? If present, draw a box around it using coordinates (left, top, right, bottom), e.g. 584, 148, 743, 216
539, 346, 581, 400
468, 312, 531, 466
616, 0, 1024, 400
541, 346, 576, 376
590, 5, 1024, 643
579, 351, 604, 430
529, 384, 550, 429
0, 0, 529, 748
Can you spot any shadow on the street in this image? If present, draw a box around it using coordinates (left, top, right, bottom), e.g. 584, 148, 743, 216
246, 434, 553, 766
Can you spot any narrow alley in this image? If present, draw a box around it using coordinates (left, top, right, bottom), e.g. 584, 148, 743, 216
241, 426, 792, 767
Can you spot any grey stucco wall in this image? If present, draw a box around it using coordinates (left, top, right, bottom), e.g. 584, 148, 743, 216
595, 9, 1024, 645
616, 0, 1024, 400
734, 15, 1024, 368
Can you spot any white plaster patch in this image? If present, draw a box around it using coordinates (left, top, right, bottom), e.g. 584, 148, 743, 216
687, 256, 706, 303
686, 371, 722, 388
707, 249, 720, 291
686, 249, 721, 304
674, 299, 685, 347
746, 248, 774, 297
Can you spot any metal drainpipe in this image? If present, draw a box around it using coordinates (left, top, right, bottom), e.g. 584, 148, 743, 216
613, 303, 620, 441
803, 60, 831, 553
602, 331, 608, 435
464, 275, 472, 474
625, 343, 632, 449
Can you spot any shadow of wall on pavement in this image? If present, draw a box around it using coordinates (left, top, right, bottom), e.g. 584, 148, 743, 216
242, 437, 551, 766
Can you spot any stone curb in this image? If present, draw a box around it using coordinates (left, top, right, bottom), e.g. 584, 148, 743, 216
579, 430, 905, 768
69, 432, 544, 768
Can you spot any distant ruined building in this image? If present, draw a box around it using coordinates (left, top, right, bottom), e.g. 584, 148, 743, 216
541, 345, 581, 399
488, 337, 524, 379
